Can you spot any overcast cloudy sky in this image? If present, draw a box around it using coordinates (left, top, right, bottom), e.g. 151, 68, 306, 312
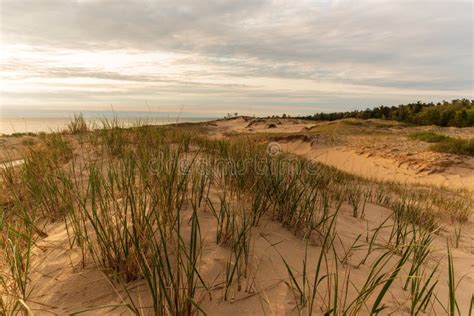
1, 0, 472, 117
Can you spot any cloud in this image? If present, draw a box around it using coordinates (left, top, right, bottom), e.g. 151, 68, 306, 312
1, 0, 472, 115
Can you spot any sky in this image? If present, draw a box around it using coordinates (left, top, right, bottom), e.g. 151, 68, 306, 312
1, 0, 473, 117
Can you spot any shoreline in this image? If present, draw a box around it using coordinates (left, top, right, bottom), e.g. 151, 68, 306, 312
0, 116, 219, 136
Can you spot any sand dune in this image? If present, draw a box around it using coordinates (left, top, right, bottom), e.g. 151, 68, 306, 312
2, 118, 473, 315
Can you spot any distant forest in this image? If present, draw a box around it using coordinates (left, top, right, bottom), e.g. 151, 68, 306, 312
294, 99, 474, 127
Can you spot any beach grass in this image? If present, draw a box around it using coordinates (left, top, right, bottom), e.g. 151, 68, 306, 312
410, 131, 474, 156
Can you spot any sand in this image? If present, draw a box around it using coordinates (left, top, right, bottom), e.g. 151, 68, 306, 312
26, 195, 474, 315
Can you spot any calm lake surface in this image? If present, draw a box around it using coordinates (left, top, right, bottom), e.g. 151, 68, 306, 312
0, 117, 216, 135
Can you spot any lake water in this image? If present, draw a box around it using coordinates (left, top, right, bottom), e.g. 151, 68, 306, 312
0, 117, 216, 135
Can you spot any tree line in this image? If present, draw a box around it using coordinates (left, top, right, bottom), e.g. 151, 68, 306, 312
294, 99, 474, 127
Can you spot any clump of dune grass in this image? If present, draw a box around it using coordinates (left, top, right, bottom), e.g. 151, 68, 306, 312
98, 118, 128, 156
409, 131, 450, 143
42, 132, 73, 163
430, 138, 474, 156
409, 131, 474, 156
0, 212, 34, 315
0, 166, 39, 314
68, 113, 89, 134
66, 130, 209, 314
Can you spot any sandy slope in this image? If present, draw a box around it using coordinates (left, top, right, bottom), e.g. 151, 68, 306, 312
282, 140, 474, 191
27, 196, 474, 315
